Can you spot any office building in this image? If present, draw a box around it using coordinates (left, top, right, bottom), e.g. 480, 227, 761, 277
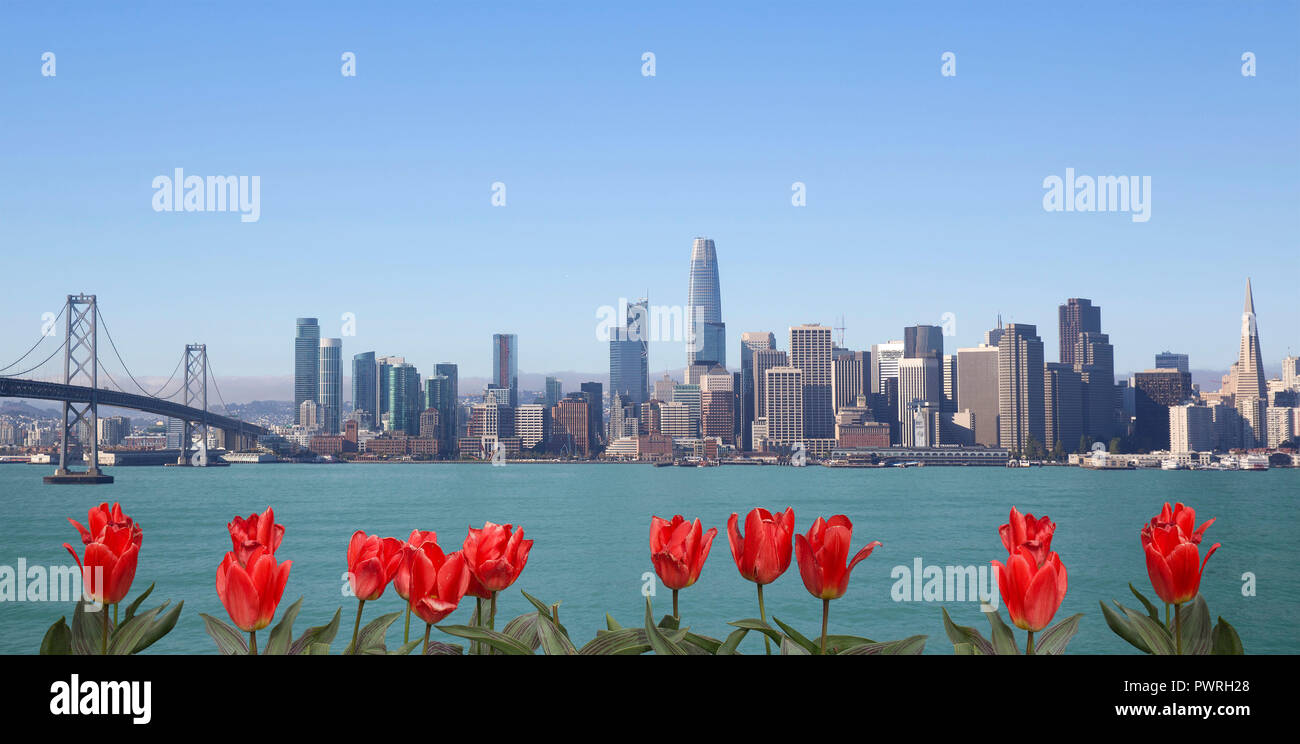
294, 318, 320, 425
1233, 280, 1268, 448
610, 298, 650, 405
957, 345, 1000, 446
832, 351, 869, 414
493, 333, 519, 407
687, 237, 725, 369
898, 356, 941, 426
1058, 298, 1101, 367
941, 354, 958, 413
318, 338, 342, 435
998, 324, 1045, 456
1170, 404, 1215, 453
386, 362, 421, 436
1075, 331, 1116, 442
434, 363, 459, 456
1155, 352, 1190, 375
515, 404, 550, 449
580, 381, 604, 451
701, 372, 734, 445
545, 376, 563, 407
763, 366, 804, 450
740, 332, 777, 450
791, 324, 833, 439
1133, 369, 1193, 451
903, 325, 944, 361
352, 351, 378, 429
1044, 362, 1083, 455
672, 383, 701, 438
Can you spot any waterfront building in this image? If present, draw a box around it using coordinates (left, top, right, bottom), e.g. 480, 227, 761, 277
318, 338, 342, 435
514, 404, 549, 449
294, 318, 320, 425
1044, 362, 1083, 455
832, 351, 870, 414
1170, 404, 1215, 453
791, 324, 833, 439
352, 351, 377, 430
1133, 369, 1193, 451
763, 366, 804, 450
998, 324, 1046, 456
671, 384, 701, 438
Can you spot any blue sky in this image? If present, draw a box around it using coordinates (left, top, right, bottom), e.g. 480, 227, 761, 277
1, 1, 1297, 390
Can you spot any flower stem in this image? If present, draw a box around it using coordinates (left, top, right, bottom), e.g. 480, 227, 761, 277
403, 606, 411, 644
672, 589, 679, 623
489, 592, 497, 631
249, 630, 258, 656
113, 603, 118, 627
1164, 602, 1170, 631
757, 584, 771, 656
1175, 603, 1183, 655
349, 599, 366, 655
473, 597, 483, 655
101, 603, 109, 654
1026, 630, 1035, 655
423, 623, 432, 656
820, 599, 830, 655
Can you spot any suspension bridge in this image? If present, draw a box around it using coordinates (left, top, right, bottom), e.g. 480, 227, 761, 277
0, 294, 268, 484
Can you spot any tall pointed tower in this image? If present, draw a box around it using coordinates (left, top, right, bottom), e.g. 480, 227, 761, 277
1233, 279, 1267, 447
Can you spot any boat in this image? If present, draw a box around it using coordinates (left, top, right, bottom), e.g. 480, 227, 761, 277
1239, 454, 1269, 471
1161, 458, 1185, 470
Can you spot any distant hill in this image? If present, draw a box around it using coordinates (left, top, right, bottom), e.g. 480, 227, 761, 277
0, 400, 60, 418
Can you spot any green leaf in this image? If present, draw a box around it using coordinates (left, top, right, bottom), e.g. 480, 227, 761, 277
290, 607, 341, 655
501, 613, 541, 651
771, 616, 819, 655
307, 642, 331, 655
1180, 596, 1213, 655
520, 590, 555, 617
536, 611, 577, 655
605, 613, 622, 631
644, 598, 686, 655
780, 637, 810, 655
726, 618, 784, 645
389, 639, 422, 655
265, 597, 303, 655
578, 628, 651, 655
1100, 600, 1151, 654
984, 610, 1020, 655
1035, 613, 1084, 655
108, 605, 162, 655
1211, 617, 1244, 655
131, 600, 183, 655
353, 611, 402, 654
1128, 583, 1163, 626
954, 642, 974, 655
941, 607, 992, 656
823, 634, 879, 655
716, 628, 748, 655
682, 631, 723, 655
121, 583, 155, 623
424, 640, 463, 655
71, 601, 114, 655
199, 613, 248, 655
1121, 605, 1176, 655
838, 635, 928, 655
437, 624, 535, 655
39, 617, 71, 655
657, 614, 680, 630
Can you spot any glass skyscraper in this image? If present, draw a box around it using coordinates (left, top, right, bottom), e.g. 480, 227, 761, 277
434, 362, 459, 454
687, 238, 725, 369
610, 298, 649, 405
387, 362, 421, 435
318, 338, 342, 434
493, 334, 518, 407
352, 351, 377, 429
294, 318, 320, 425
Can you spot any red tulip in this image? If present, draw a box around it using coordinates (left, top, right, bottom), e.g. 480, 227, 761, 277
63, 502, 142, 605
999, 506, 1055, 567
216, 546, 292, 633
346, 531, 404, 601
392, 529, 439, 601
794, 515, 881, 600
228, 507, 284, 567
1142, 503, 1219, 605
650, 515, 717, 590
463, 567, 491, 600
993, 546, 1068, 632
461, 522, 533, 594
726, 507, 795, 585
408, 548, 470, 626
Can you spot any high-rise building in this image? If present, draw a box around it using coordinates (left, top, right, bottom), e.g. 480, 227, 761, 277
763, 366, 804, 450
653, 373, 677, 403
660, 401, 692, 440
294, 318, 320, 425
493, 333, 519, 407
1282, 356, 1300, 391
701, 372, 734, 445
898, 357, 941, 429
515, 404, 549, 449
832, 351, 869, 414
672, 383, 701, 438
870, 341, 905, 395
739, 332, 776, 450
97, 416, 131, 447
386, 362, 421, 435
1170, 404, 1215, 453
956, 345, 1000, 446
791, 324, 833, 439
984, 315, 1006, 347
580, 381, 603, 451
318, 338, 342, 435
1155, 352, 1190, 374
1075, 331, 1116, 441
610, 298, 650, 405
352, 352, 377, 430
377, 355, 406, 423
752, 349, 788, 421
903, 325, 944, 361
1044, 362, 1083, 455
998, 324, 1045, 455
434, 363, 458, 455
1058, 298, 1101, 366
544, 376, 563, 407
940, 354, 958, 413
1233, 279, 1268, 448
552, 397, 590, 457
687, 238, 724, 369
1266, 407, 1295, 449
1134, 369, 1193, 451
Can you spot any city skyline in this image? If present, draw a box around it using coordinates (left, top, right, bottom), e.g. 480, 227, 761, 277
2, 3, 1296, 382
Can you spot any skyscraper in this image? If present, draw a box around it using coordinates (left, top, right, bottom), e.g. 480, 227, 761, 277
898, 356, 941, 439
998, 324, 1045, 456
1058, 298, 1101, 366
434, 362, 459, 454
763, 366, 803, 450
1155, 352, 1190, 374
1044, 362, 1083, 454
387, 362, 421, 435
580, 381, 603, 451
1134, 369, 1192, 451
318, 338, 342, 435
957, 345, 1000, 446
903, 325, 944, 361
752, 348, 788, 421
832, 351, 869, 414
544, 376, 563, 407
351, 351, 377, 430
1075, 331, 1115, 441
493, 334, 519, 408
740, 332, 776, 450
1233, 279, 1268, 447
870, 341, 905, 395
791, 324, 833, 439
294, 318, 320, 425
687, 238, 725, 369
610, 298, 650, 405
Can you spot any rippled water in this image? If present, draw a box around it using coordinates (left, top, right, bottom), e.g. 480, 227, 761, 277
1, 462, 1295, 654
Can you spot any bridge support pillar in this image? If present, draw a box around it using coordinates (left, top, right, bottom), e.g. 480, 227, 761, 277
45, 294, 113, 485
178, 344, 209, 466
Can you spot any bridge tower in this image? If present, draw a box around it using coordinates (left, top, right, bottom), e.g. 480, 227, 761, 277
45, 294, 113, 484
178, 343, 209, 466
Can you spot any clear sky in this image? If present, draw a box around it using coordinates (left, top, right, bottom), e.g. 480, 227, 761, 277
2, 1, 1297, 389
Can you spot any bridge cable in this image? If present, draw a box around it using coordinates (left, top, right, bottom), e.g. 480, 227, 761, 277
0, 336, 66, 378
94, 307, 185, 399
0, 305, 65, 373
205, 356, 232, 415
